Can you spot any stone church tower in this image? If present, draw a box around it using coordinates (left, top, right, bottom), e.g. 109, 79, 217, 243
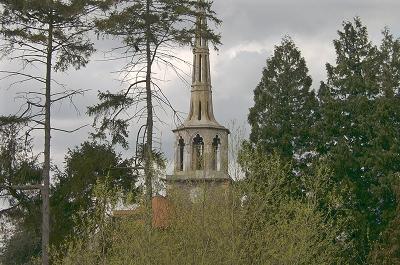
166, 6, 231, 200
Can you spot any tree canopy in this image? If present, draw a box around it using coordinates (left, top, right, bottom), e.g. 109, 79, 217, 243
245, 18, 400, 264
248, 37, 318, 170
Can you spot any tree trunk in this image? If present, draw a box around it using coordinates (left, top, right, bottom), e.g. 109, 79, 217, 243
42, 10, 53, 265
144, 0, 153, 229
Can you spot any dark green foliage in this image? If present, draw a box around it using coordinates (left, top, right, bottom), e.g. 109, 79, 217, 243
0, 139, 140, 263
50, 141, 140, 249
0, 124, 42, 264
247, 37, 318, 169
1, 197, 42, 264
0, 123, 41, 214
0, 0, 111, 72
317, 18, 400, 263
368, 175, 400, 264
1, 229, 41, 265
0, 124, 41, 189
244, 18, 400, 263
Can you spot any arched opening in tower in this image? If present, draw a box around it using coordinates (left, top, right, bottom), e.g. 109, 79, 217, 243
212, 135, 221, 171
192, 134, 204, 170
199, 54, 202, 82
198, 101, 202, 120
178, 137, 185, 171
204, 55, 208, 82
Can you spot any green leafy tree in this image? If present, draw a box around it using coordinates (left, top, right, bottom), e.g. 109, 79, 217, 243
247, 37, 318, 171
1, 140, 140, 264
54, 150, 343, 265
52, 172, 121, 265
0, 1, 112, 263
0, 123, 41, 212
50, 141, 140, 250
0, 123, 42, 264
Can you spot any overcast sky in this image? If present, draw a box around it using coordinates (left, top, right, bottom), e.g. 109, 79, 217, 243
1, 0, 400, 174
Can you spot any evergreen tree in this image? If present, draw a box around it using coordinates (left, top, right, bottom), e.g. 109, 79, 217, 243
368, 174, 400, 265
0, 123, 42, 265
317, 18, 400, 263
1, 140, 141, 263
247, 37, 317, 169
366, 28, 400, 265
372, 29, 400, 180
50, 141, 140, 250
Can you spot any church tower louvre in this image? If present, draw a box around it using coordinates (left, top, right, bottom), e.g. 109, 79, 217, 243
166, 1, 231, 199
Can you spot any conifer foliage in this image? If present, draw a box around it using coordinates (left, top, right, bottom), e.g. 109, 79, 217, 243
50, 141, 139, 250
245, 18, 400, 264
317, 18, 400, 263
0, 125, 42, 265
248, 37, 317, 167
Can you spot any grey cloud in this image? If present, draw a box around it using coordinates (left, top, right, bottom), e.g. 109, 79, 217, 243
216, 0, 400, 48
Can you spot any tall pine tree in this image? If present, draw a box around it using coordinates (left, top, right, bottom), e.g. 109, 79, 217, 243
247, 37, 317, 170
0, 1, 112, 263
317, 18, 400, 263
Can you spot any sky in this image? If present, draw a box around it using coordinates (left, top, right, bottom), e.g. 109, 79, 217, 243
1, 0, 400, 175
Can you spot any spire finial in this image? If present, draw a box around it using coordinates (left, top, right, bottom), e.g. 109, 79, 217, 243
195, 0, 208, 49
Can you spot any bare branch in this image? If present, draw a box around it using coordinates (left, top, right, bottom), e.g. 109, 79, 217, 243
51, 124, 89, 133
0, 71, 46, 84
51, 89, 88, 103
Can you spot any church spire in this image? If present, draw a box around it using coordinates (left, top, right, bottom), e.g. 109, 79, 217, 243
168, 0, 231, 197
184, 1, 219, 125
